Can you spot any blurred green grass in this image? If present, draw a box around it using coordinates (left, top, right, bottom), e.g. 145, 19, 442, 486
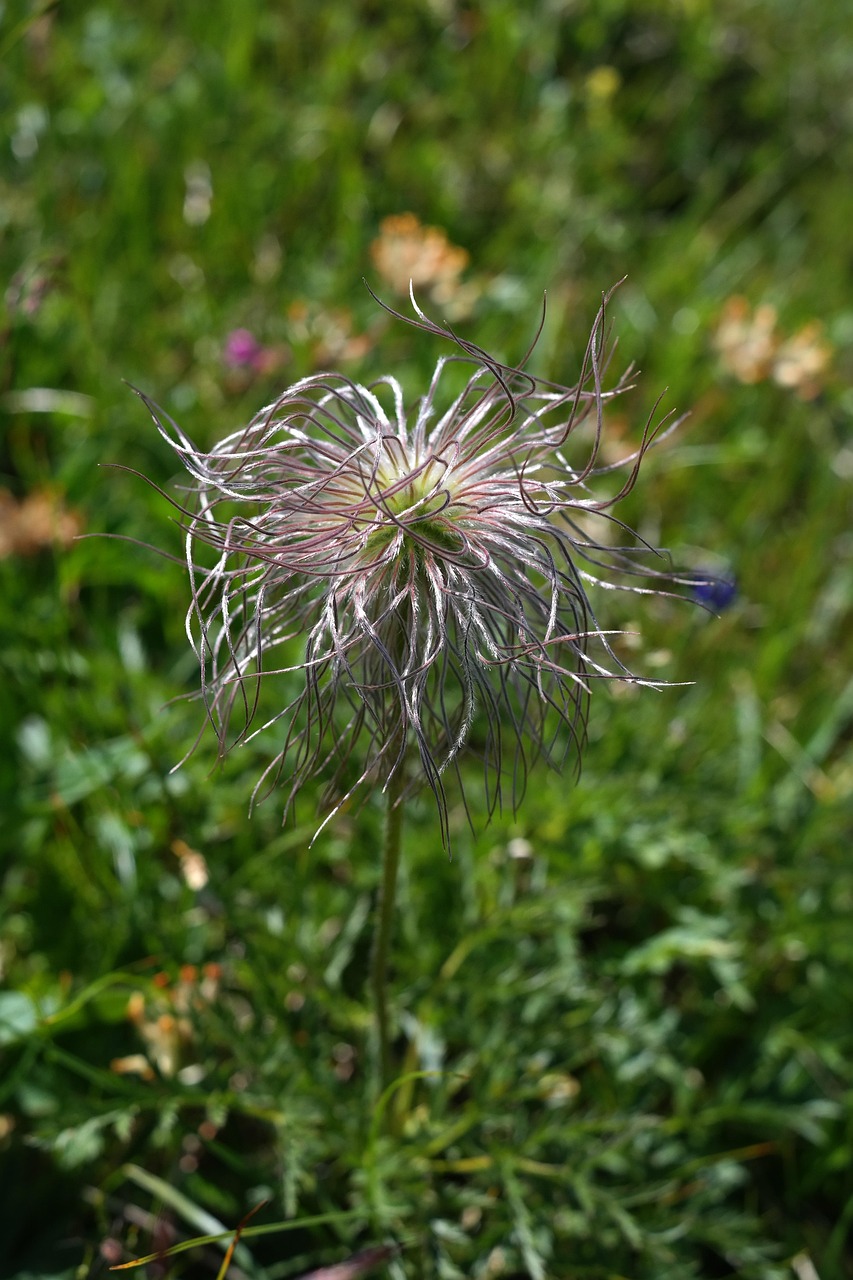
1, 1, 852, 1277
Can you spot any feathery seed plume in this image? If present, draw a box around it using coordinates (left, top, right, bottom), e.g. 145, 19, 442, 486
139, 289, 698, 846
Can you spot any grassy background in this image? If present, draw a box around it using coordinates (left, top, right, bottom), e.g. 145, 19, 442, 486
1, 1, 852, 1277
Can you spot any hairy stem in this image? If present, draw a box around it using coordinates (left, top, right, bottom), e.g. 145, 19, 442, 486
371, 758, 406, 1094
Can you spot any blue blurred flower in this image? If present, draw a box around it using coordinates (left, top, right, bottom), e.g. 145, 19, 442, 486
693, 573, 737, 611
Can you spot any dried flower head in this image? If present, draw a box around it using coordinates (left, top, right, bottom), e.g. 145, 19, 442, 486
139, 289, 696, 846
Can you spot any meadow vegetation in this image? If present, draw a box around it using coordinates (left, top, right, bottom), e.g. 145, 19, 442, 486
1, 2, 852, 1277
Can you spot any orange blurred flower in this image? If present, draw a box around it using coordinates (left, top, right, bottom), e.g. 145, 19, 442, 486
124, 963, 223, 1078
714, 297, 832, 400
286, 301, 373, 366
772, 321, 833, 401
0, 487, 81, 558
370, 213, 478, 314
714, 297, 777, 385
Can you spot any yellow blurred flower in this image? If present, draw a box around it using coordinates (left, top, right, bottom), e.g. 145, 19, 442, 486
586, 65, 621, 103
171, 837, 210, 890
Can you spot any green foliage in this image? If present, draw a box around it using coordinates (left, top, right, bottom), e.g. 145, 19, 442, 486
2, 0, 852, 1277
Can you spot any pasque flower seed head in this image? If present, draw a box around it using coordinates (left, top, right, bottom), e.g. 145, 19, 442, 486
138, 289, 700, 846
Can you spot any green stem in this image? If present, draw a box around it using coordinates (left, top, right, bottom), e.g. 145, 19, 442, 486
371, 758, 406, 1093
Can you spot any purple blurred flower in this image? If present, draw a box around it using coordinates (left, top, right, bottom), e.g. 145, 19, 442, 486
224, 328, 262, 368
140, 291, 696, 845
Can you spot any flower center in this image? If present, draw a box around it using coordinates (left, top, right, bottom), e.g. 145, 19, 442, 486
361, 447, 463, 560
